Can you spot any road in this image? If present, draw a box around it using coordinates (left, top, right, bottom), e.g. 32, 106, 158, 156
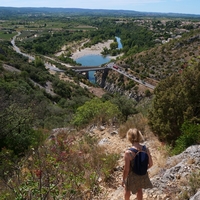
11, 32, 35, 61
106, 62, 155, 90
11, 32, 65, 72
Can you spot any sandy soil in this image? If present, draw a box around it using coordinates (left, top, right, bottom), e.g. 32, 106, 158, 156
70, 39, 114, 60
87, 87, 106, 98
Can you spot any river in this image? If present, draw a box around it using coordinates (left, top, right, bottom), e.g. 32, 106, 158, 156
10, 34, 155, 90
11, 33, 123, 82
76, 55, 110, 83
75, 36, 123, 83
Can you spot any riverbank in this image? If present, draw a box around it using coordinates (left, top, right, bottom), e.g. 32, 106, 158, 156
70, 39, 115, 60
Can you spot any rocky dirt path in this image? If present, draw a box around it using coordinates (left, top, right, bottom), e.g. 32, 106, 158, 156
91, 126, 169, 200
91, 125, 200, 200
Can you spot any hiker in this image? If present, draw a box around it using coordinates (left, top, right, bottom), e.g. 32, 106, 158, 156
122, 128, 153, 200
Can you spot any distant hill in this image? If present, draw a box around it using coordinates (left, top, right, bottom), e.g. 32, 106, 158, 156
0, 7, 200, 18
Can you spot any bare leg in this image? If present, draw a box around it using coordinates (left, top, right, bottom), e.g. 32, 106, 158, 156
137, 188, 143, 200
124, 189, 131, 200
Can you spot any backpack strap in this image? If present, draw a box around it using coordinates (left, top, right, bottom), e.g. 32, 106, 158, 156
129, 146, 147, 156
129, 148, 138, 153
128, 148, 138, 159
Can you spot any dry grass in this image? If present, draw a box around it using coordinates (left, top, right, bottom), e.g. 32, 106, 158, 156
149, 134, 169, 167
119, 113, 148, 138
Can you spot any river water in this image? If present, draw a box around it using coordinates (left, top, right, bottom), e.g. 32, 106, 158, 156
76, 55, 110, 83
116, 36, 122, 49
75, 37, 122, 83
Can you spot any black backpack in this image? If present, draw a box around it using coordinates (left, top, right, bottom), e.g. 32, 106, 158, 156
129, 145, 149, 175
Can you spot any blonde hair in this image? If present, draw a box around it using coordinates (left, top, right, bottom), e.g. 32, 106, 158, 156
126, 128, 144, 144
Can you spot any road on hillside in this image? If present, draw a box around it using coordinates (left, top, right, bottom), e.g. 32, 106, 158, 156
11, 32, 65, 72
106, 62, 155, 90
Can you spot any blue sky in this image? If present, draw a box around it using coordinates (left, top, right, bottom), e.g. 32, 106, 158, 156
0, 0, 200, 15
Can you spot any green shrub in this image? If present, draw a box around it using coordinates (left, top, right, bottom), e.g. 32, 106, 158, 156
72, 98, 121, 128
172, 122, 200, 155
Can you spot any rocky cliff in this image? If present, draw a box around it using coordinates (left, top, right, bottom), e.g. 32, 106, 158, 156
95, 69, 148, 102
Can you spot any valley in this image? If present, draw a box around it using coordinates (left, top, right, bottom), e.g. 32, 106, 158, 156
0, 7, 200, 200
